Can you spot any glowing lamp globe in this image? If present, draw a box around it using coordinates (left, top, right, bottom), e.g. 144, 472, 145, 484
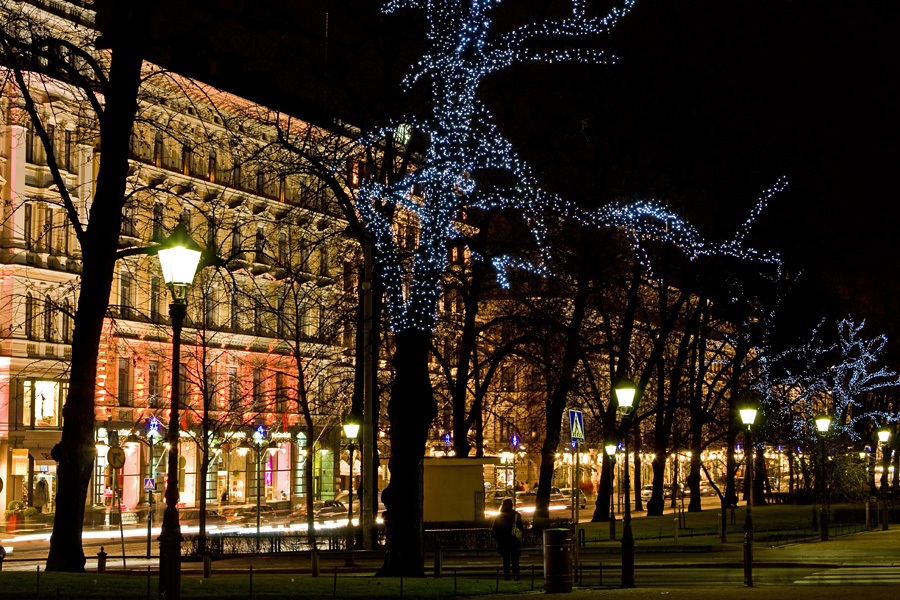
605, 443, 618, 457
739, 408, 758, 427
815, 414, 831, 434
156, 224, 203, 298
878, 429, 891, 443
343, 421, 360, 440
614, 378, 637, 411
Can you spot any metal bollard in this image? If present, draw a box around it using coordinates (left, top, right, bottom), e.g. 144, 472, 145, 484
433, 546, 442, 578
203, 554, 212, 578
311, 547, 320, 577
97, 547, 108, 574
674, 518, 679, 543
0, 544, 6, 571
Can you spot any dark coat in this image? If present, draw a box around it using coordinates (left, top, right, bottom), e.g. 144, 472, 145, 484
491, 508, 524, 555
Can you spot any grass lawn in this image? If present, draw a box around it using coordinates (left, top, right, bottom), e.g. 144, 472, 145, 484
578, 502, 869, 547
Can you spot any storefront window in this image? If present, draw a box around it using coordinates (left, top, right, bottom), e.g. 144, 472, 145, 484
23, 380, 64, 427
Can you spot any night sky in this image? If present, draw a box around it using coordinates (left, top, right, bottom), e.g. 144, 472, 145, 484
133, 0, 900, 350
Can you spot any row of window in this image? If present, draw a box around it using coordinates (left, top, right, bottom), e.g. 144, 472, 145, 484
23, 293, 72, 343
111, 359, 325, 414
24, 122, 77, 173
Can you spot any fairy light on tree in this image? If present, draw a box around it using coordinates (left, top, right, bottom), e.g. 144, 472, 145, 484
354, 0, 785, 576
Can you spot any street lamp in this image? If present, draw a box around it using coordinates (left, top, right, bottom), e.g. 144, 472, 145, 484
878, 427, 891, 530
815, 414, 831, 542
511, 433, 520, 506
343, 417, 360, 567
605, 442, 617, 541
738, 399, 758, 587
614, 377, 637, 589
130, 417, 161, 559
155, 223, 203, 600
240, 426, 276, 549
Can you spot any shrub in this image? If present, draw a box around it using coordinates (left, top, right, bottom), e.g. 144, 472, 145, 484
24, 507, 40, 518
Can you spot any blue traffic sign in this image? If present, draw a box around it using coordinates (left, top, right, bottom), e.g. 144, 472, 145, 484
569, 409, 585, 442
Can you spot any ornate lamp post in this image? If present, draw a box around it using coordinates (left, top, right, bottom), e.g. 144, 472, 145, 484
878, 427, 891, 530
815, 414, 832, 542
614, 378, 637, 588
343, 418, 360, 566
738, 400, 758, 587
155, 224, 204, 600
605, 442, 617, 541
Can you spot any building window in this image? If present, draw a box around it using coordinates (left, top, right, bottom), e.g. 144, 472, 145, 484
117, 358, 132, 407
61, 300, 71, 343
154, 131, 164, 167
148, 360, 160, 407
228, 367, 239, 409
231, 222, 242, 259
119, 272, 133, 319
64, 130, 73, 171
121, 205, 136, 237
256, 166, 265, 196
23, 380, 63, 428
23, 203, 33, 249
46, 124, 56, 164
275, 372, 288, 413
150, 276, 162, 322
44, 296, 54, 342
41, 204, 53, 252
318, 244, 329, 277
152, 203, 165, 242
278, 232, 287, 265
254, 228, 265, 263
252, 368, 264, 412
230, 293, 241, 331
25, 293, 35, 340
25, 121, 35, 162
231, 154, 242, 188
56, 209, 68, 254
206, 214, 217, 250
181, 143, 192, 176
204, 286, 216, 327
207, 147, 217, 183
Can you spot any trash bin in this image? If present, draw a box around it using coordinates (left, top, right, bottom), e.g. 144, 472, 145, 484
543, 528, 572, 593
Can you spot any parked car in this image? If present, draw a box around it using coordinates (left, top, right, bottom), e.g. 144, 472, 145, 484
560, 488, 587, 509
223, 504, 278, 525
178, 508, 227, 527
288, 499, 348, 524
664, 483, 685, 500
485, 489, 515, 510
640, 483, 685, 501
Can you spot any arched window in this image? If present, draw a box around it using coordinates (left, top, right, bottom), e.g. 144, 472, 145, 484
153, 130, 164, 167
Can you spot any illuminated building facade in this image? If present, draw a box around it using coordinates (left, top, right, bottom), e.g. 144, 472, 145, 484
0, 2, 358, 517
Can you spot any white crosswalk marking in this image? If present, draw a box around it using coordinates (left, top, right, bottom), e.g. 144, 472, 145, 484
796, 567, 900, 585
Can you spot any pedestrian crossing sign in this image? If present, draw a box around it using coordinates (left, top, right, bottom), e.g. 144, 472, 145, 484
144, 478, 155, 492
569, 409, 585, 442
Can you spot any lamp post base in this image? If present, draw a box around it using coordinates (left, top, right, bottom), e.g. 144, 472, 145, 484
743, 531, 753, 587
158, 528, 183, 600
620, 523, 634, 588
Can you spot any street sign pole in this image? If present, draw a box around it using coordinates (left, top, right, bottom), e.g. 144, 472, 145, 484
567, 410, 585, 585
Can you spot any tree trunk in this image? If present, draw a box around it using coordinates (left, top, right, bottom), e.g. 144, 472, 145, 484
45, 36, 143, 573
591, 452, 612, 522
379, 330, 436, 576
